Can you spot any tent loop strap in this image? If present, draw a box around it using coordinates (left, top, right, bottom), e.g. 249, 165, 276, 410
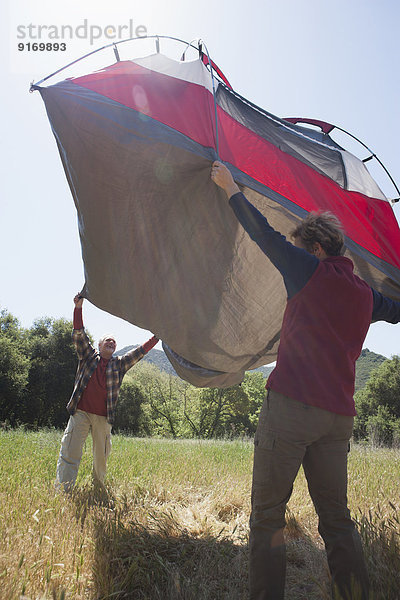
155, 36, 160, 53
113, 43, 121, 62
180, 37, 200, 62
362, 154, 375, 163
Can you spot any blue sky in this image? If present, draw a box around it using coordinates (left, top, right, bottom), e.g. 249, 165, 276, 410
2, 0, 400, 359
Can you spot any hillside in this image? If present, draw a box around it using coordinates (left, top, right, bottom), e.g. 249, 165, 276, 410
355, 348, 387, 391
115, 345, 176, 374
116, 346, 386, 390
116, 345, 274, 379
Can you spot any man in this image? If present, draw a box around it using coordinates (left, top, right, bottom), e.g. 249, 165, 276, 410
55, 294, 158, 491
211, 161, 400, 600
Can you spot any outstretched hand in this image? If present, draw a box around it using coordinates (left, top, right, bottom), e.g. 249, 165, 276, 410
211, 161, 240, 198
74, 294, 84, 308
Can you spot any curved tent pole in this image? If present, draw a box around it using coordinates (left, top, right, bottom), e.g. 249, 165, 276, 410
285, 117, 400, 204
333, 123, 400, 204
30, 34, 221, 159
30, 35, 201, 91
215, 90, 399, 202
198, 39, 220, 159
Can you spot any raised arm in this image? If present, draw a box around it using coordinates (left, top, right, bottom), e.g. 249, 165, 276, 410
74, 294, 84, 309
211, 161, 318, 298
73, 294, 84, 330
72, 293, 95, 360
142, 335, 159, 354
119, 334, 159, 375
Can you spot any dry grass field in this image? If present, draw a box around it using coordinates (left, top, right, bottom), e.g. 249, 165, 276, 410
0, 429, 399, 599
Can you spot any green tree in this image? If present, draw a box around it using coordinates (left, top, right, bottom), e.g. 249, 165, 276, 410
114, 379, 148, 435
362, 356, 400, 417
241, 371, 267, 430
366, 405, 398, 447
24, 317, 78, 427
182, 371, 266, 439
189, 385, 249, 438
0, 308, 26, 341
354, 356, 400, 445
0, 309, 30, 425
128, 362, 184, 438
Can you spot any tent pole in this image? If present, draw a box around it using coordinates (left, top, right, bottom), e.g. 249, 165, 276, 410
30, 33, 224, 162
30, 35, 200, 90
332, 124, 400, 203
198, 39, 220, 160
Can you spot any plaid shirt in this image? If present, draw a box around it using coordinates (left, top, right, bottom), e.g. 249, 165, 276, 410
66, 328, 145, 424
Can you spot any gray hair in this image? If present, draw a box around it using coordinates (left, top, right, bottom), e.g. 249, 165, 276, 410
98, 334, 116, 348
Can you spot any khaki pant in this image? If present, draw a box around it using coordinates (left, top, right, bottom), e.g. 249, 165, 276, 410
250, 389, 369, 600
55, 409, 112, 491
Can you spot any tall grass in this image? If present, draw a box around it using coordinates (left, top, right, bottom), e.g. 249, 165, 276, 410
0, 429, 398, 599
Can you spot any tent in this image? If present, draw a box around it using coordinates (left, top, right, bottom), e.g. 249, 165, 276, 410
33, 44, 400, 387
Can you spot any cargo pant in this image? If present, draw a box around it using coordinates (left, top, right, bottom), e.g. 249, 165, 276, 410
249, 389, 369, 600
55, 409, 112, 491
